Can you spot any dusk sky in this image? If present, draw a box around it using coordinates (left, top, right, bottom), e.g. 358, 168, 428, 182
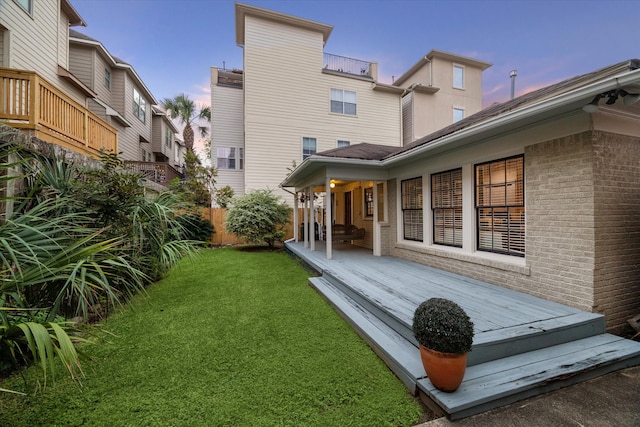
72, 0, 640, 112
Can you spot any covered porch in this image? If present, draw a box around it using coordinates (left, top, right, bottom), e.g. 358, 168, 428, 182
285, 240, 640, 420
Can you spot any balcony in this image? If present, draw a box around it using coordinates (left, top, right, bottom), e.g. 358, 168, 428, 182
0, 67, 117, 157
323, 53, 376, 79
125, 161, 182, 187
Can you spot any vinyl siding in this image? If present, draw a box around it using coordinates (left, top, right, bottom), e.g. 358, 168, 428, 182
110, 70, 126, 115
117, 75, 152, 161
0, 0, 84, 104
69, 45, 94, 88
211, 83, 244, 198
94, 54, 113, 104
243, 15, 401, 202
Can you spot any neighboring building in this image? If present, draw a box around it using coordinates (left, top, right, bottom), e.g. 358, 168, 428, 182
68, 30, 157, 162
282, 59, 640, 333
211, 3, 489, 205
393, 50, 491, 144
0, 0, 117, 157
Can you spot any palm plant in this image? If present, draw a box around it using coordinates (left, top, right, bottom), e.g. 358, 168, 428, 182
0, 133, 146, 392
161, 94, 211, 153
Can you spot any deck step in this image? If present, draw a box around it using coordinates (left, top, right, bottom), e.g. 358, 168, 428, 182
309, 276, 423, 393
417, 333, 640, 420
321, 269, 606, 366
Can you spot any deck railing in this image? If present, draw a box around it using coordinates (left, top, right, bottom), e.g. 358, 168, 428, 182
0, 67, 117, 157
323, 53, 373, 78
125, 161, 182, 187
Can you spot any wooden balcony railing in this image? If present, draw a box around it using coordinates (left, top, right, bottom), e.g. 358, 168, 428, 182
125, 161, 182, 187
0, 67, 117, 157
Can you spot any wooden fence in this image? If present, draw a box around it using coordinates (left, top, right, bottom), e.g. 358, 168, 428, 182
201, 208, 297, 246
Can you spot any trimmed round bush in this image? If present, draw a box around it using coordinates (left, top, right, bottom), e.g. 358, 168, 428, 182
412, 298, 474, 354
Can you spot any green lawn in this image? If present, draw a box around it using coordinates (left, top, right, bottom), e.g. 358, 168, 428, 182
0, 247, 424, 426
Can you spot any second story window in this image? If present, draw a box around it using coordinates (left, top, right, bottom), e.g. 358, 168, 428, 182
302, 137, 316, 160
337, 140, 350, 148
165, 128, 172, 148
15, 0, 32, 14
330, 89, 357, 115
453, 108, 464, 123
453, 65, 464, 89
133, 88, 146, 123
104, 69, 111, 90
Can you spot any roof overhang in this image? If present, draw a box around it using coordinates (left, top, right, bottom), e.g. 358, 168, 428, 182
394, 49, 492, 87
69, 34, 158, 105
235, 3, 333, 47
282, 67, 640, 189
92, 97, 132, 127
57, 65, 96, 97
62, 0, 86, 27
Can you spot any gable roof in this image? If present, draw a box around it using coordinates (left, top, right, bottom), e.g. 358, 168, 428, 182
69, 29, 158, 105
282, 59, 640, 189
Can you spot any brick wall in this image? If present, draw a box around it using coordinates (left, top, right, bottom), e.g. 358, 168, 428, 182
592, 131, 640, 332
386, 131, 640, 333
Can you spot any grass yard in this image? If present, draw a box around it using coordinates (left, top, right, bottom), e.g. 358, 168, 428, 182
0, 247, 424, 426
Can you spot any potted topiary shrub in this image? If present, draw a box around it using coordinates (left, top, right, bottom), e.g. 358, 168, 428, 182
412, 298, 474, 392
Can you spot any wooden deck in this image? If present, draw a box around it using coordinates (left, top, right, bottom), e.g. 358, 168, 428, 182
285, 240, 640, 420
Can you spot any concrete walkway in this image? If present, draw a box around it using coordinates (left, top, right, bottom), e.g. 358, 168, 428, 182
418, 365, 640, 427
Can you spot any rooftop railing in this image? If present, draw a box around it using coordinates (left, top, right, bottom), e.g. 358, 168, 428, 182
323, 53, 373, 78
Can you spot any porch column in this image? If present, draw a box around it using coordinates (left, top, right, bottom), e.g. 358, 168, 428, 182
310, 188, 316, 252
325, 177, 333, 260
293, 193, 299, 242
373, 181, 381, 256
303, 189, 309, 248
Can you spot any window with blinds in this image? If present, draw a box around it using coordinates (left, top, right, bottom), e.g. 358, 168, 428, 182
432, 168, 462, 247
475, 156, 524, 256
401, 177, 423, 241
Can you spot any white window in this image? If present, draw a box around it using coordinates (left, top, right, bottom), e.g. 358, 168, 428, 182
330, 89, 357, 115
453, 108, 464, 123
165, 128, 172, 148
337, 140, 350, 148
15, 0, 32, 14
104, 69, 111, 90
133, 88, 146, 123
302, 137, 316, 160
239, 148, 244, 170
217, 147, 237, 170
453, 65, 464, 89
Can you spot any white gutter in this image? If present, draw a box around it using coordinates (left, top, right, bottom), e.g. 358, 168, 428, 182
282, 67, 640, 187
383, 68, 640, 167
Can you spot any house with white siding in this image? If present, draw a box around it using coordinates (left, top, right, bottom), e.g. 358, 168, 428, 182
0, 0, 117, 157
211, 3, 490, 207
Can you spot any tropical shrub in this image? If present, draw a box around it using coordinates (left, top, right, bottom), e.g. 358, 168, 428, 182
0, 128, 201, 392
225, 190, 291, 249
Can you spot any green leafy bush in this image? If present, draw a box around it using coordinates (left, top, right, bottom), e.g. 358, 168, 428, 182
412, 298, 474, 354
225, 190, 291, 249
176, 214, 214, 243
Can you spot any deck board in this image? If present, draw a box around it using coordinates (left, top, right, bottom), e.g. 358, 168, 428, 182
286, 241, 640, 420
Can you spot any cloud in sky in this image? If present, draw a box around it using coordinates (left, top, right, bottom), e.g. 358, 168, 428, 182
71, 0, 640, 118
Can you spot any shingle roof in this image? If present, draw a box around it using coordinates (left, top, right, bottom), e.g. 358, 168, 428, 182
315, 59, 640, 163
315, 143, 399, 160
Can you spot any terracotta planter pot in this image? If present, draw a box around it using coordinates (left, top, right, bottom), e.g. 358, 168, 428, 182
419, 345, 467, 392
